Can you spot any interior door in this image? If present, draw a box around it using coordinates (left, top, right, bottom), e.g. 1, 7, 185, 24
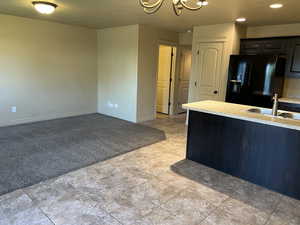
195, 42, 224, 101
177, 46, 192, 113
156, 45, 172, 114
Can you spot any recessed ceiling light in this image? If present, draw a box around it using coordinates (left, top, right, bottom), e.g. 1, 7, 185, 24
197, 0, 209, 6
236, 17, 247, 22
32, 1, 57, 14
202, 1, 209, 6
187, 30, 192, 33
270, 3, 283, 8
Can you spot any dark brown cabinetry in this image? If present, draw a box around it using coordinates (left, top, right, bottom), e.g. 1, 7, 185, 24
279, 102, 300, 113
286, 38, 300, 78
187, 110, 300, 200
240, 37, 300, 78
240, 40, 264, 54
240, 38, 287, 55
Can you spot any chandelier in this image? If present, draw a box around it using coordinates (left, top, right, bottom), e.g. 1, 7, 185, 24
139, 0, 208, 16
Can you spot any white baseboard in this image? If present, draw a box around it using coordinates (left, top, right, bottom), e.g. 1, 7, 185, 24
97, 110, 138, 123
0, 110, 97, 127
137, 112, 155, 123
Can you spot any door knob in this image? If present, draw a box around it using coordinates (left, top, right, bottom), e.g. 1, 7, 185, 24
213, 90, 218, 94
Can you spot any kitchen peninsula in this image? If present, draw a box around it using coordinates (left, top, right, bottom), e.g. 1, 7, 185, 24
183, 101, 300, 200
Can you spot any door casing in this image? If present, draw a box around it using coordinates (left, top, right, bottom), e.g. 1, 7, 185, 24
155, 41, 178, 117
176, 45, 192, 114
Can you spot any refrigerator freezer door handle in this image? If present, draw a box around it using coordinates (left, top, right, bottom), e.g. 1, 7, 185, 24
230, 80, 242, 83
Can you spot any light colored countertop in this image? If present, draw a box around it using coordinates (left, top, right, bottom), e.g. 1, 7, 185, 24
279, 98, 300, 105
182, 100, 300, 131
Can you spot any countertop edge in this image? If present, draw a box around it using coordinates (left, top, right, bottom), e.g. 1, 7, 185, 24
279, 98, 300, 105
183, 104, 300, 132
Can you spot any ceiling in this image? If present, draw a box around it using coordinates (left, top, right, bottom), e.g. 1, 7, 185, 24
0, 0, 300, 32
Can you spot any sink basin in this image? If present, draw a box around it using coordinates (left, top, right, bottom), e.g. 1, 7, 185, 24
278, 112, 300, 120
246, 108, 300, 120
247, 108, 272, 116
278, 112, 293, 119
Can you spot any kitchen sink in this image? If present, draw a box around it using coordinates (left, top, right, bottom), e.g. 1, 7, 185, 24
247, 108, 272, 116
246, 108, 300, 120
278, 112, 300, 120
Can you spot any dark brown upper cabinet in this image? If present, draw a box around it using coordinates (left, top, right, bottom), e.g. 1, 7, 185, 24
240, 38, 287, 55
240, 40, 263, 55
286, 38, 300, 78
240, 37, 300, 78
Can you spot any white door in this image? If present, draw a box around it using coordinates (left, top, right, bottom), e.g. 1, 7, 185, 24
177, 46, 192, 113
156, 45, 172, 114
195, 42, 224, 101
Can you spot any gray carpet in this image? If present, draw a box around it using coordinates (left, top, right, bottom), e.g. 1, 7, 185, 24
0, 114, 165, 196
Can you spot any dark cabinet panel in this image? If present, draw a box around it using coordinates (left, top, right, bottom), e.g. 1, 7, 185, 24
242, 41, 262, 49
292, 45, 300, 71
241, 37, 300, 78
187, 111, 300, 200
264, 39, 286, 49
240, 40, 263, 55
279, 102, 300, 113
263, 39, 287, 54
240, 38, 287, 55
286, 38, 300, 78
240, 48, 262, 55
242, 41, 263, 49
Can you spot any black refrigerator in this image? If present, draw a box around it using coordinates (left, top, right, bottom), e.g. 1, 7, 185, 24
225, 55, 286, 108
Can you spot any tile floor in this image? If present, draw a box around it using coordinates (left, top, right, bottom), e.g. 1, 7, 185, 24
1, 114, 300, 225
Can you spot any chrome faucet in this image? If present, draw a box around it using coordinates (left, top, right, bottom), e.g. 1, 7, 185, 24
272, 93, 279, 117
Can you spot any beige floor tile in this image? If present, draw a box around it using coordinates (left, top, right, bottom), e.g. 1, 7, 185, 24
266, 211, 300, 225
0, 190, 54, 225
2, 114, 300, 225
276, 195, 300, 219
139, 207, 208, 225
200, 208, 247, 225
161, 188, 217, 223
218, 198, 270, 225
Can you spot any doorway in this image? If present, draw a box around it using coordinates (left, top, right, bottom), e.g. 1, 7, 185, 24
156, 44, 177, 115
176, 45, 192, 114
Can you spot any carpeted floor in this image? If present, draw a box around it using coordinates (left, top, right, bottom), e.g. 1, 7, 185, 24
0, 114, 165, 196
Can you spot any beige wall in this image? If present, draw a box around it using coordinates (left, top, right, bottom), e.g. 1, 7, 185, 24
247, 23, 300, 98
179, 32, 193, 45
137, 25, 179, 122
97, 25, 139, 122
247, 23, 300, 38
232, 24, 247, 54
97, 25, 178, 123
283, 78, 300, 99
0, 14, 97, 127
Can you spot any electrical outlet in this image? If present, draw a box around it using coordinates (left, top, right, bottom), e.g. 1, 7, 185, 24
11, 106, 17, 113
107, 101, 114, 108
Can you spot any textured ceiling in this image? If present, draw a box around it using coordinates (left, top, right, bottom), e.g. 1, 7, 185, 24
0, 0, 300, 32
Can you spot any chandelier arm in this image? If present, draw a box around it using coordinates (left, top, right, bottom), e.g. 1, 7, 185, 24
143, 1, 164, 14
139, 0, 164, 9
172, 3, 182, 16
179, 0, 202, 10
139, 0, 206, 15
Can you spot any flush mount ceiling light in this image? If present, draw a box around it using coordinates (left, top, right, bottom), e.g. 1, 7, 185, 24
270, 3, 283, 8
32, 1, 57, 14
236, 17, 247, 22
139, 0, 208, 16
